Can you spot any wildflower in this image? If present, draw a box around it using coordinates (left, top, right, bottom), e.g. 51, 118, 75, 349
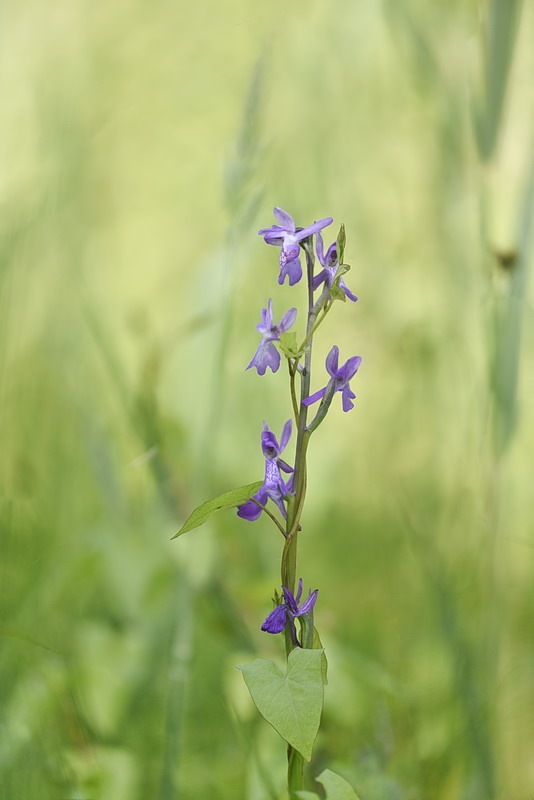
247, 299, 297, 375
258, 207, 333, 286
261, 579, 318, 643
237, 420, 293, 521
303, 345, 361, 413
312, 233, 358, 302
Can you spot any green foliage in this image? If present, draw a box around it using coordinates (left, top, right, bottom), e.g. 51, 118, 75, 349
1, 0, 533, 798
172, 482, 263, 538
316, 769, 362, 799
279, 331, 302, 359
296, 768, 362, 799
238, 649, 324, 761
312, 626, 328, 685
330, 285, 347, 302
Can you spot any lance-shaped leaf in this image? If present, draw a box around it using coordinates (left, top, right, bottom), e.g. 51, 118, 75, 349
336, 223, 346, 264
237, 648, 324, 761
171, 481, 263, 538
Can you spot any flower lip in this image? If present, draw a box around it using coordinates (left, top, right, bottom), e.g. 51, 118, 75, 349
261, 579, 319, 637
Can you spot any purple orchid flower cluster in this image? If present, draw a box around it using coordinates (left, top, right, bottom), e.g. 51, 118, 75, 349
237, 207, 362, 640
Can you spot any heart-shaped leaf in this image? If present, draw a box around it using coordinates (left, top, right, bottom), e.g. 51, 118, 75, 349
171, 481, 263, 538
237, 648, 324, 761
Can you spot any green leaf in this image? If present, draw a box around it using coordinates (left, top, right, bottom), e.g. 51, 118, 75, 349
336, 223, 346, 264
171, 481, 263, 538
237, 648, 324, 761
312, 627, 328, 685
295, 793, 319, 799
331, 286, 347, 302
316, 769, 361, 799
331, 263, 351, 302
279, 331, 301, 359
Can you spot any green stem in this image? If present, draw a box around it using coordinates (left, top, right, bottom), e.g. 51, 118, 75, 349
251, 498, 287, 538
287, 746, 304, 798
298, 299, 330, 353
288, 359, 300, 423
281, 239, 316, 797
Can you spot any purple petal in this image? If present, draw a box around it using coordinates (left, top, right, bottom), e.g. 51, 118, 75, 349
281, 585, 298, 613
277, 307, 297, 333
296, 589, 318, 616
339, 355, 362, 382
284, 474, 294, 495
258, 224, 285, 235
278, 257, 302, 286
316, 232, 325, 266
294, 217, 333, 241
246, 340, 281, 375
261, 604, 287, 634
277, 458, 293, 474
295, 578, 303, 604
279, 419, 292, 453
302, 386, 327, 407
261, 424, 279, 459
236, 499, 262, 520
259, 225, 286, 246
324, 243, 338, 267
273, 207, 295, 232
258, 223, 286, 236
325, 345, 340, 377
281, 242, 300, 265
341, 386, 356, 412
312, 269, 328, 291
257, 299, 274, 334
269, 491, 288, 518
339, 279, 358, 302
264, 459, 284, 493
237, 488, 267, 521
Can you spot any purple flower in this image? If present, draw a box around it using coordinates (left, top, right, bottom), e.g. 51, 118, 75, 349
312, 233, 357, 302
261, 579, 318, 644
258, 207, 333, 286
237, 420, 293, 521
247, 299, 297, 375
303, 345, 362, 413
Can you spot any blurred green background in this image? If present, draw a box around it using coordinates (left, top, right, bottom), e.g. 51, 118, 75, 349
1, 1, 533, 798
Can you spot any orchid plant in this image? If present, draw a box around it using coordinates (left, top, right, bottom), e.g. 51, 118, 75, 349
173, 207, 362, 799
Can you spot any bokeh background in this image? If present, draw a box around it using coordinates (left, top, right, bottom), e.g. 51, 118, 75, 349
1, 1, 533, 798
